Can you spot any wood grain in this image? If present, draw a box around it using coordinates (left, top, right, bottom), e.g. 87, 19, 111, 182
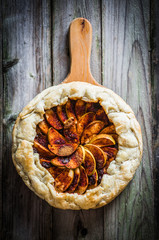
1, 0, 52, 239
102, 0, 154, 239
151, 0, 159, 239
0, 0, 3, 233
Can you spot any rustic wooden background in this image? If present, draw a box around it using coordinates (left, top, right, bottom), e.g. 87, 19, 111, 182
0, 0, 159, 239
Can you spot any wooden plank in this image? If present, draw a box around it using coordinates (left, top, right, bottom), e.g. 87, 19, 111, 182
2, 0, 52, 239
52, 1, 103, 239
151, 0, 159, 239
0, 0, 3, 234
102, 0, 154, 239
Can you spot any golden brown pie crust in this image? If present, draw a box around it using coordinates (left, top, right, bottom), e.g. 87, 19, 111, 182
12, 82, 142, 209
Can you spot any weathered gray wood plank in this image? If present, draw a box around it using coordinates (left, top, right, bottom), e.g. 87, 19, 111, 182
0, 0, 3, 233
2, 0, 52, 239
102, 0, 154, 239
52, 1, 103, 240
151, 0, 159, 239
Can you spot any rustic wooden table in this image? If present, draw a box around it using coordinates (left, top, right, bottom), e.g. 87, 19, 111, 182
0, 0, 159, 239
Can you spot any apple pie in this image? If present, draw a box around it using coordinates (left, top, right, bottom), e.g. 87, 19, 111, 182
12, 82, 142, 209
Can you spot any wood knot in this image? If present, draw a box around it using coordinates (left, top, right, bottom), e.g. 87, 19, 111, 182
3, 58, 19, 73
81, 19, 85, 31
81, 228, 88, 237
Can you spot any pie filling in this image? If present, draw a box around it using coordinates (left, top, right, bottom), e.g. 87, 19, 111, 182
33, 99, 118, 194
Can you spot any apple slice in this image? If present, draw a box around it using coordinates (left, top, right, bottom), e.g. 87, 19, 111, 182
110, 133, 118, 142
48, 127, 66, 145
89, 134, 116, 147
105, 157, 115, 172
81, 120, 105, 144
77, 112, 95, 136
100, 124, 116, 134
65, 146, 85, 169
88, 170, 98, 189
48, 127, 78, 156
66, 99, 77, 124
85, 144, 107, 169
75, 100, 86, 120
95, 108, 109, 125
34, 135, 55, 157
45, 109, 63, 130
63, 117, 79, 143
55, 169, 74, 192
83, 148, 96, 176
101, 147, 118, 158
47, 166, 64, 179
48, 143, 78, 157
75, 166, 88, 194
85, 102, 100, 112
67, 168, 80, 193
38, 120, 49, 135
51, 156, 70, 167
51, 146, 84, 169
56, 105, 68, 124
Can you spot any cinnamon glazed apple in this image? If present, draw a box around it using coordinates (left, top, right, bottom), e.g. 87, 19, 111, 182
33, 99, 118, 194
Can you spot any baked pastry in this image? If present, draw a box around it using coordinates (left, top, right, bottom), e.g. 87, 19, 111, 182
12, 82, 142, 209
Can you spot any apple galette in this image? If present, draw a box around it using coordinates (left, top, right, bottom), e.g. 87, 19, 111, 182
12, 82, 142, 209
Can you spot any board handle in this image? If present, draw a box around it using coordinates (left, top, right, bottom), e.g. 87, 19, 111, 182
63, 18, 99, 86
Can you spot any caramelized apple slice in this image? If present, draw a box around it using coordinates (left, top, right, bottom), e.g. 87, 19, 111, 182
48, 127, 66, 145
47, 166, 64, 179
56, 105, 68, 124
34, 135, 55, 157
38, 120, 49, 135
63, 117, 79, 143
45, 109, 63, 130
83, 149, 96, 176
75, 166, 88, 194
89, 134, 116, 147
88, 170, 98, 189
105, 157, 115, 171
75, 100, 86, 119
66, 146, 85, 169
48, 128, 78, 156
85, 144, 107, 169
67, 168, 80, 193
110, 133, 118, 142
100, 124, 116, 134
81, 120, 105, 144
51, 156, 70, 167
48, 143, 78, 157
85, 102, 100, 112
95, 108, 109, 124
77, 112, 95, 136
66, 99, 77, 124
101, 147, 118, 158
55, 169, 74, 192
51, 146, 84, 169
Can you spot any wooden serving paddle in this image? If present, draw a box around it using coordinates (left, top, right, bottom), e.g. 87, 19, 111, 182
63, 18, 100, 86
